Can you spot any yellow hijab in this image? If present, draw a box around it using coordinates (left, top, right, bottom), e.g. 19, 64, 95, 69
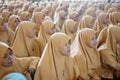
93, 12, 108, 36
85, 7, 95, 17
1, 10, 11, 22
71, 28, 101, 80
109, 12, 120, 25
105, 3, 112, 12
34, 33, 79, 80
37, 20, 55, 56
8, 15, 20, 33
0, 42, 39, 79
55, 10, 66, 32
69, 11, 77, 21
31, 12, 45, 36
19, 11, 29, 21
62, 19, 77, 42
0, 17, 8, 44
28, 6, 34, 18
78, 15, 94, 30
12, 21, 40, 57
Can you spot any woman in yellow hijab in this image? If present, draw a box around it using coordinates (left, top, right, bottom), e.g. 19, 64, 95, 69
55, 10, 66, 32
109, 12, 120, 25
85, 7, 96, 17
105, 3, 112, 12
37, 20, 55, 57
28, 6, 34, 18
99, 26, 120, 79
34, 33, 80, 80
1, 10, 11, 23
68, 11, 77, 21
93, 12, 109, 37
78, 15, 94, 30
0, 16, 10, 45
71, 28, 101, 80
19, 11, 30, 21
62, 19, 78, 43
0, 42, 39, 80
12, 21, 40, 57
31, 12, 45, 37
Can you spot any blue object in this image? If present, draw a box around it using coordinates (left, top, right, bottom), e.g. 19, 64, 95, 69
2, 72, 27, 80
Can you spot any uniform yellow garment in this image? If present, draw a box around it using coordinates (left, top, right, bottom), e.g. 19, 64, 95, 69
37, 20, 55, 57
97, 27, 108, 49
99, 26, 120, 79
1, 10, 11, 22
0, 42, 39, 79
78, 15, 94, 30
19, 11, 29, 21
71, 28, 101, 80
115, 3, 120, 11
0, 16, 12, 46
69, 11, 77, 21
93, 12, 108, 36
107, 7, 118, 15
34, 33, 79, 80
105, 3, 112, 12
12, 21, 40, 57
8, 15, 20, 34
31, 12, 45, 36
55, 10, 66, 32
62, 19, 77, 43
109, 12, 120, 25
28, 6, 34, 18
85, 7, 95, 17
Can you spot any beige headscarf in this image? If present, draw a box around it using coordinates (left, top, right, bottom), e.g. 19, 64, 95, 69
85, 7, 95, 17
28, 6, 34, 18
105, 3, 112, 12
19, 11, 29, 21
109, 12, 120, 25
71, 28, 101, 80
69, 11, 77, 21
37, 20, 55, 56
55, 10, 66, 32
78, 15, 94, 30
12, 21, 40, 57
1, 10, 11, 22
34, 33, 79, 80
93, 12, 108, 36
31, 12, 45, 36
62, 19, 77, 42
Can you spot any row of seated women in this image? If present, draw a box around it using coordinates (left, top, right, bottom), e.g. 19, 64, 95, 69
0, 0, 120, 80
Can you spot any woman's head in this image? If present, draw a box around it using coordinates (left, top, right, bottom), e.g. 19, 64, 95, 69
48, 33, 71, 56
8, 15, 20, 31
0, 42, 14, 67
0, 16, 7, 32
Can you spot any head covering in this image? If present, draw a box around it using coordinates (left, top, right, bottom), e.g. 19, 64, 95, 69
2, 72, 26, 80
28, 6, 34, 18
93, 12, 108, 35
19, 11, 29, 21
12, 21, 39, 57
34, 33, 79, 80
8, 15, 20, 32
85, 7, 95, 17
62, 19, 77, 42
0, 42, 9, 65
109, 12, 120, 25
78, 15, 94, 30
71, 28, 101, 80
55, 10, 66, 32
107, 7, 118, 15
31, 12, 45, 36
105, 3, 112, 12
69, 11, 77, 21
37, 20, 55, 56
105, 26, 120, 53
1, 10, 11, 22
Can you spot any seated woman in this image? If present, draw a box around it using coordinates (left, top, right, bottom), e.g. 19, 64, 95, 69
0, 42, 39, 80
2, 72, 26, 80
71, 28, 101, 80
34, 33, 80, 80
99, 26, 120, 80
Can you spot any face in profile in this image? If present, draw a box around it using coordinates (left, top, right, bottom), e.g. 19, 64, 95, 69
89, 35, 97, 48
62, 40, 71, 56
2, 48, 14, 67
